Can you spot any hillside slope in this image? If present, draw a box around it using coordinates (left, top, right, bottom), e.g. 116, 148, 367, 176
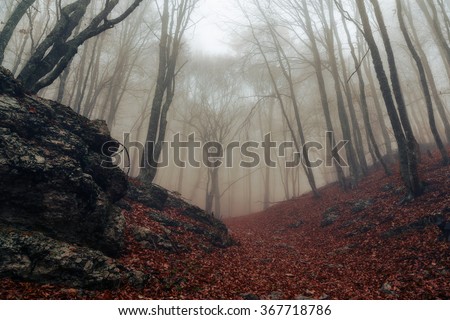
1, 151, 449, 299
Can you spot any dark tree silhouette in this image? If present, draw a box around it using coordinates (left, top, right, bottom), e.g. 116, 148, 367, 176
356, 0, 423, 198
139, 0, 198, 183
15, 0, 143, 93
396, 0, 448, 165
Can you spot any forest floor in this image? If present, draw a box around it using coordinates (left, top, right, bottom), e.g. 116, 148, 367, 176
1, 150, 449, 299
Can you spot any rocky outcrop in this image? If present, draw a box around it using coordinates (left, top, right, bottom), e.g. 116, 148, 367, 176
127, 183, 168, 211
128, 180, 233, 248
0, 68, 129, 288
127, 182, 235, 250
180, 205, 232, 248
0, 228, 127, 289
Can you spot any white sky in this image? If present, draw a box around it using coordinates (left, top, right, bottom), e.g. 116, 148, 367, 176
189, 0, 240, 55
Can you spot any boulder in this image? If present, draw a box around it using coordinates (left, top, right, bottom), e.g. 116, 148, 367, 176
0, 68, 129, 288
0, 76, 128, 256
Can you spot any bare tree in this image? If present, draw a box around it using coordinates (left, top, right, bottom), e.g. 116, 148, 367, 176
330, 0, 368, 176
139, 0, 198, 184
15, 0, 144, 93
315, 0, 361, 185
274, 0, 348, 188
397, 0, 448, 164
336, 0, 391, 175
182, 57, 243, 216
248, 0, 320, 196
369, 0, 422, 197
355, 0, 423, 197
403, 1, 450, 144
415, 0, 450, 78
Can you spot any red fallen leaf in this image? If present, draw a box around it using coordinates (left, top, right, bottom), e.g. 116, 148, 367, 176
61, 288, 78, 295
27, 106, 37, 113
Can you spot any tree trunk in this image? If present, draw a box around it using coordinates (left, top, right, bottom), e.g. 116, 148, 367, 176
0, 0, 36, 64
357, 0, 422, 197
301, 0, 347, 189
140, 0, 196, 184
339, 1, 391, 175
257, 5, 320, 196
363, 56, 394, 158
323, 1, 361, 186
416, 0, 450, 80
332, 2, 369, 176
397, 0, 449, 164
369, 0, 423, 197
245, 10, 320, 197
404, 1, 450, 144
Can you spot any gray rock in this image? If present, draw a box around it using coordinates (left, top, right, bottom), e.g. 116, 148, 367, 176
0, 69, 132, 289
130, 181, 235, 249
241, 293, 260, 300
127, 183, 168, 211
131, 225, 179, 252
380, 282, 397, 296
321, 206, 341, 227
181, 206, 233, 247
287, 220, 304, 229
0, 79, 128, 257
382, 213, 448, 240
351, 199, 374, 213
0, 228, 125, 289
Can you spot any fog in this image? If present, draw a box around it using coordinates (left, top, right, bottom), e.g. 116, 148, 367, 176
1, 0, 449, 217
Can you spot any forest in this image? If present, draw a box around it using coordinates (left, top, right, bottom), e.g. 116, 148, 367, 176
0, 0, 449, 300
